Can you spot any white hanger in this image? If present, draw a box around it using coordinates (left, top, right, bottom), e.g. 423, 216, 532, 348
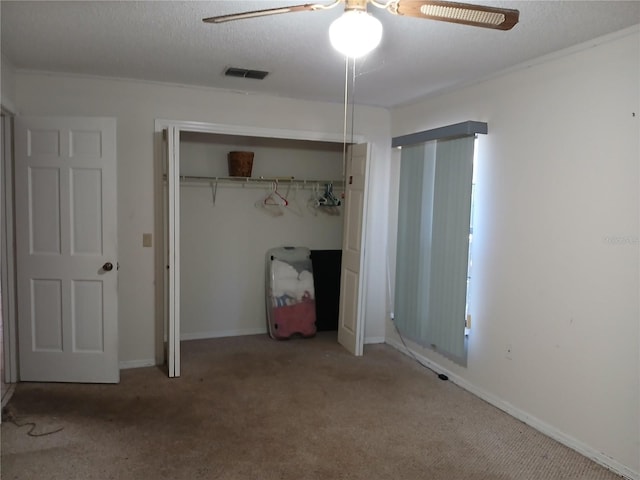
255, 182, 286, 217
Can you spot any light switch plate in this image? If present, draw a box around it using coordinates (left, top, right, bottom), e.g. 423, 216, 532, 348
143, 233, 152, 247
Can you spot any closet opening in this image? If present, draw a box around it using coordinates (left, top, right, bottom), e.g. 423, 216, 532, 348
158, 121, 370, 377
180, 131, 344, 340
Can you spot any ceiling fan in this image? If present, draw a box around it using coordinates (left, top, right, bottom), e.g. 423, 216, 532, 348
203, 0, 520, 57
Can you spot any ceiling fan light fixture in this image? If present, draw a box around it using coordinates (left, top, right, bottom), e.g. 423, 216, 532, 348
329, 10, 382, 58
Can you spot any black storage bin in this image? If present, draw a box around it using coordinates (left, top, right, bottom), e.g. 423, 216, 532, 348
310, 250, 342, 331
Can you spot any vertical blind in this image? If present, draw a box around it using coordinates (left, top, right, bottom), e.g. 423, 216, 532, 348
394, 135, 475, 365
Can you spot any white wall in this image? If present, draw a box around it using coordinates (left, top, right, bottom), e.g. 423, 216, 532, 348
13, 72, 391, 367
388, 28, 640, 478
179, 135, 345, 338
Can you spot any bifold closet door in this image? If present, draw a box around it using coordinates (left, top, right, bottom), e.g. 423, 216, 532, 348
338, 143, 369, 356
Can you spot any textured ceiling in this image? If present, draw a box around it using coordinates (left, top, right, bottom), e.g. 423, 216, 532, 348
2, 1, 639, 108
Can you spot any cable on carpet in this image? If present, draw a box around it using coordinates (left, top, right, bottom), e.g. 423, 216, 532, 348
390, 318, 449, 382
2, 406, 64, 437
386, 254, 448, 381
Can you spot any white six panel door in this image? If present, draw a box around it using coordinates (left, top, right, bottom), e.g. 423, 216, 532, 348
15, 117, 118, 383
338, 143, 369, 356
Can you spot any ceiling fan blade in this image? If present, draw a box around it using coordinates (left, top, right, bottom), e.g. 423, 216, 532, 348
389, 0, 519, 30
203, 2, 338, 24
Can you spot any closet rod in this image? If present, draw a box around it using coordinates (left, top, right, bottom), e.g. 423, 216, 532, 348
165, 174, 345, 187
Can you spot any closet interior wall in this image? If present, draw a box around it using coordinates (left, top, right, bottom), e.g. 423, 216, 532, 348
179, 132, 345, 340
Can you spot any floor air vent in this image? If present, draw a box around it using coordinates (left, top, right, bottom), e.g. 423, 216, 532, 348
225, 67, 269, 80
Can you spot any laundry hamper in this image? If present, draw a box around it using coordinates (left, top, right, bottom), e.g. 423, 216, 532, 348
265, 246, 316, 339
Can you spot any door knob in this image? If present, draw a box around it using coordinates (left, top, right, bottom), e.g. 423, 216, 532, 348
102, 262, 114, 272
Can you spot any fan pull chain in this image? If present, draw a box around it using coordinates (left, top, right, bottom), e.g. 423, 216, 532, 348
342, 55, 349, 177
341, 56, 358, 178
350, 56, 356, 146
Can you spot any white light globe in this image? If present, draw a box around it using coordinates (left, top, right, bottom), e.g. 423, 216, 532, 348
329, 10, 382, 58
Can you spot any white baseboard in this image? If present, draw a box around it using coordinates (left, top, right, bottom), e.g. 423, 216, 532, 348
385, 338, 639, 480
182, 331, 385, 345
364, 336, 385, 344
119, 359, 156, 370
182, 330, 389, 344
1, 383, 15, 409
181, 327, 267, 341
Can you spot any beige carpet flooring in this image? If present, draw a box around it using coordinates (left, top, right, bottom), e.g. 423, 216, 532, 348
1, 333, 622, 479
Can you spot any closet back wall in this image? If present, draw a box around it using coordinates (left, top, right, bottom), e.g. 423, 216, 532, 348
179, 133, 344, 339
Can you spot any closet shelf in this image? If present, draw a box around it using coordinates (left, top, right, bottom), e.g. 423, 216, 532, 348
166, 174, 345, 188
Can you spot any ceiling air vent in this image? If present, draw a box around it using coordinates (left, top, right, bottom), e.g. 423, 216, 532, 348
224, 67, 269, 80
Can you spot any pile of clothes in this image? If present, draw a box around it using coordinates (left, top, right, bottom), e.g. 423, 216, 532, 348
270, 259, 315, 307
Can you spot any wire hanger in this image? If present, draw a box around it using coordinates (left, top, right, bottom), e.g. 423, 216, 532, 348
307, 182, 341, 216
255, 181, 286, 217
210, 179, 218, 205
284, 183, 304, 217
263, 181, 288, 206
318, 183, 341, 207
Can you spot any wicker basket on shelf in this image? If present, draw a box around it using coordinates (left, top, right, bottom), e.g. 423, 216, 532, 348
228, 151, 254, 177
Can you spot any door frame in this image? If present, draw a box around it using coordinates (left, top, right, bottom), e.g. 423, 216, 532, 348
1, 108, 18, 384
155, 119, 368, 377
